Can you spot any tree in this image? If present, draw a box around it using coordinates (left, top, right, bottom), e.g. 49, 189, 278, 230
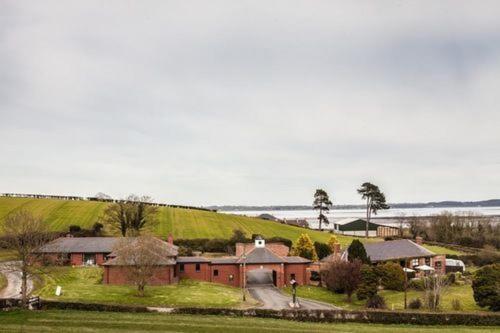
1, 210, 50, 307
357, 264, 379, 300
347, 239, 370, 264
472, 264, 500, 311
423, 274, 448, 311
313, 189, 332, 231
357, 182, 390, 238
111, 236, 172, 296
291, 233, 318, 261
314, 241, 331, 260
102, 195, 158, 236
322, 260, 362, 302
327, 235, 339, 253
377, 262, 405, 291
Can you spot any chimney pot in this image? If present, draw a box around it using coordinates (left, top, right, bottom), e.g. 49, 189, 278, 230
167, 233, 174, 245
415, 236, 423, 245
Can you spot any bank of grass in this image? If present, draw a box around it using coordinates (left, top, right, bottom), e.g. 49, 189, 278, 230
422, 244, 463, 256
36, 266, 255, 308
0, 197, 360, 245
0, 310, 497, 333
0, 271, 7, 292
284, 284, 484, 312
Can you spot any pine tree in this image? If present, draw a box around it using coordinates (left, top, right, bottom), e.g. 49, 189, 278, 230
313, 189, 333, 231
347, 239, 370, 264
357, 182, 390, 238
291, 233, 318, 261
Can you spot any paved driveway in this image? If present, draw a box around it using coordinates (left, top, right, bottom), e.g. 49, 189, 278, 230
248, 284, 339, 310
0, 261, 33, 299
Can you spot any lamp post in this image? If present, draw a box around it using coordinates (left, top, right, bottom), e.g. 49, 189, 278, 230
404, 259, 408, 309
290, 278, 298, 307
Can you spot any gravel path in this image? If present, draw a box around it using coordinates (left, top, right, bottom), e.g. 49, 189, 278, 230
0, 261, 34, 299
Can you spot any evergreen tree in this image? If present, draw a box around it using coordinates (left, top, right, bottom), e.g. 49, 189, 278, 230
314, 241, 332, 259
357, 182, 390, 238
347, 239, 370, 264
291, 233, 318, 261
313, 189, 333, 231
357, 264, 379, 300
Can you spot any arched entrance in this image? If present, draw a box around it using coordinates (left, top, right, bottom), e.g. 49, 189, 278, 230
246, 268, 277, 286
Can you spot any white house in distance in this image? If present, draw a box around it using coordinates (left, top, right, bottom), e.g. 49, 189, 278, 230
331, 218, 399, 237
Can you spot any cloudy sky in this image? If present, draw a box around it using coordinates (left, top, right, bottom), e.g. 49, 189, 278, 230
1, 1, 499, 206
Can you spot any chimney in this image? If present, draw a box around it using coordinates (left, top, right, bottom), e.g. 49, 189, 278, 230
415, 236, 423, 245
167, 233, 174, 245
333, 243, 341, 256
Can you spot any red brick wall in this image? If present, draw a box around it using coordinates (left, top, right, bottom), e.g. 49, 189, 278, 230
103, 265, 175, 285
210, 264, 240, 287
178, 263, 211, 281
96, 253, 107, 265
70, 253, 83, 265
284, 263, 308, 286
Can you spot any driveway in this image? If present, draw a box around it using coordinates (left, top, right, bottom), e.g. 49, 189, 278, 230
0, 261, 33, 299
247, 285, 339, 310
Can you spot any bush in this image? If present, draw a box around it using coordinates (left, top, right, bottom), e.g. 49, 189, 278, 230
377, 262, 405, 291
446, 272, 456, 285
357, 265, 379, 301
314, 241, 332, 260
472, 263, 500, 311
451, 299, 462, 311
322, 260, 362, 301
366, 294, 386, 309
347, 240, 370, 264
266, 236, 293, 248
69, 225, 82, 234
408, 298, 422, 309
409, 278, 425, 291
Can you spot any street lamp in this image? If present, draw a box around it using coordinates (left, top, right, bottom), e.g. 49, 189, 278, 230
290, 278, 298, 308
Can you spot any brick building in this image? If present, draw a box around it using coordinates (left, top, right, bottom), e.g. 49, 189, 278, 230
36, 235, 312, 288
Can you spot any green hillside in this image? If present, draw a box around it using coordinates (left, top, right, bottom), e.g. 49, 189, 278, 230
0, 197, 355, 245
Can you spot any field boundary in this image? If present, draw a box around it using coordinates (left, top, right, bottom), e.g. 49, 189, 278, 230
39, 300, 500, 326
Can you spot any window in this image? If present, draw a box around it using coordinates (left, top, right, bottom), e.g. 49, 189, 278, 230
179, 264, 184, 272
290, 273, 296, 280
228, 274, 234, 281
173, 267, 177, 278
213, 269, 219, 277
425, 257, 431, 266
83, 253, 96, 266
412, 258, 419, 267
435, 261, 442, 269
195, 263, 201, 272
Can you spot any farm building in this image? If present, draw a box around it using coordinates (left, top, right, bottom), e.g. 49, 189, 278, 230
331, 218, 399, 237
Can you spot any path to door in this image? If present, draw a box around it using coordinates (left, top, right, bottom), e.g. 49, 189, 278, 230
247, 284, 340, 310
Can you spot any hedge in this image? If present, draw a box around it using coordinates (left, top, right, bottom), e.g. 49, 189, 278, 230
40, 300, 500, 326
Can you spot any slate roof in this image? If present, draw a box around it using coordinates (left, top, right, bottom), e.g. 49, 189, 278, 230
210, 257, 239, 264
284, 256, 311, 264
364, 240, 435, 262
177, 256, 211, 263
237, 247, 285, 264
36, 237, 120, 253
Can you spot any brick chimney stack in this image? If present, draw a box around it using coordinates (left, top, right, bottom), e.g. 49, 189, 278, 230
167, 233, 174, 245
415, 236, 423, 245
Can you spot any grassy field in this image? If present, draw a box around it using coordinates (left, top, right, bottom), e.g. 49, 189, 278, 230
0, 197, 461, 256
0, 271, 6, 293
284, 284, 484, 312
0, 197, 354, 245
0, 310, 497, 333
421, 244, 462, 256
36, 266, 255, 308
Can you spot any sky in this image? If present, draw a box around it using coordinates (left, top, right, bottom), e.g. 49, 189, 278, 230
1, 1, 500, 206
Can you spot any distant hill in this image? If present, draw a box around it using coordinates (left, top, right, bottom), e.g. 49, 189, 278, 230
0, 197, 354, 245
209, 199, 500, 211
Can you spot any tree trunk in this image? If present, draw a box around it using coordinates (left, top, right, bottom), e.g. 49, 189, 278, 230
365, 198, 370, 238
21, 262, 28, 308
319, 208, 323, 231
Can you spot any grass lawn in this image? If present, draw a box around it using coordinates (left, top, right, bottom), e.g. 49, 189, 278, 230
0, 310, 497, 333
0, 197, 362, 245
36, 266, 256, 308
422, 244, 463, 256
284, 284, 484, 312
0, 271, 7, 292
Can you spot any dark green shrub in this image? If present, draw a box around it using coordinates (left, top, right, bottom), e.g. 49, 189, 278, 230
409, 278, 425, 290
446, 272, 456, 285
69, 225, 82, 234
377, 262, 405, 291
347, 240, 370, 264
357, 265, 379, 300
314, 241, 332, 260
472, 263, 500, 311
366, 294, 386, 309
408, 298, 422, 309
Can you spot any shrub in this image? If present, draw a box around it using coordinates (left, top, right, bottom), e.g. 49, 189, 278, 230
322, 260, 362, 301
69, 225, 82, 234
472, 263, 500, 311
446, 272, 456, 285
451, 299, 462, 311
357, 265, 379, 301
177, 246, 193, 256
314, 241, 331, 260
377, 262, 405, 291
408, 298, 422, 309
409, 278, 425, 290
266, 236, 293, 248
366, 294, 386, 309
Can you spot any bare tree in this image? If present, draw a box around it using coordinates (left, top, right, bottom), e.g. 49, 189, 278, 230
423, 274, 448, 311
321, 259, 362, 302
2, 210, 50, 307
396, 213, 406, 238
111, 236, 174, 296
102, 195, 159, 236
